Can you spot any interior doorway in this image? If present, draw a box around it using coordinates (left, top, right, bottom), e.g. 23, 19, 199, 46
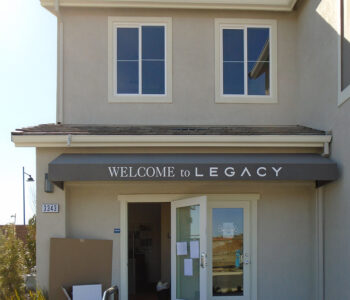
128, 203, 171, 300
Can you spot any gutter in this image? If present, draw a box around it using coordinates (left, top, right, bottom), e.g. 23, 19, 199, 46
11, 134, 332, 151
40, 0, 299, 12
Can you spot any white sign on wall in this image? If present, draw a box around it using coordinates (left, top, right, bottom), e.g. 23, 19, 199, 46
42, 203, 59, 213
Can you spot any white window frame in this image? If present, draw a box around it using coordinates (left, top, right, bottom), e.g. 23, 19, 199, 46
338, 0, 350, 106
215, 18, 277, 104
108, 16, 172, 103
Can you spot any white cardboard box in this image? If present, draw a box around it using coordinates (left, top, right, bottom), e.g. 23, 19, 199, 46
72, 284, 102, 300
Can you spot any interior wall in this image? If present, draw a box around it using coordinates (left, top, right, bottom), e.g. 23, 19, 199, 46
128, 203, 161, 283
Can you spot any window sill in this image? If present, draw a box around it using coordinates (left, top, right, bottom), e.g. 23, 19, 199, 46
215, 95, 277, 104
108, 95, 172, 104
338, 85, 350, 107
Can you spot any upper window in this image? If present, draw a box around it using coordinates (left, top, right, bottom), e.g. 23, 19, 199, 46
215, 19, 277, 103
108, 17, 172, 103
339, 0, 350, 105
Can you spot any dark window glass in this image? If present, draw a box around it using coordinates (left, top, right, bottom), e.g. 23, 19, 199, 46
247, 28, 270, 95
142, 61, 165, 94
117, 61, 139, 94
223, 29, 244, 62
248, 61, 269, 95
142, 26, 165, 94
142, 26, 165, 59
223, 62, 244, 95
117, 28, 139, 60
223, 29, 244, 95
247, 28, 269, 61
116, 25, 166, 95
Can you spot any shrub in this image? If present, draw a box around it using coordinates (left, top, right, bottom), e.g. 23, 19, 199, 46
24, 215, 36, 273
0, 224, 25, 299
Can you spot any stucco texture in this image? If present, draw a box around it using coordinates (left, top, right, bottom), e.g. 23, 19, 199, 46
36, 147, 317, 300
296, 0, 350, 299
61, 7, 298, 125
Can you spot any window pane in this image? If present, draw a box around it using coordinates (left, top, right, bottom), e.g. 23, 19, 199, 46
341, 0, 350, 90
247, 28, 269, 62
248, 61, 270, 95
142, 61, 165, 94
142, 26, 165, 60
223, 62, 244, 95
117, 61, 139, 94
223, 29, 244, 62
117, 28, 139, 60
176, 205, 200, 300
212, 208, 244, 296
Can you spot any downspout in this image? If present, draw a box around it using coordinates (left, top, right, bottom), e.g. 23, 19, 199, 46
322, 132, 332, 157
55, 0, 64, 124
315, 187, 325, 300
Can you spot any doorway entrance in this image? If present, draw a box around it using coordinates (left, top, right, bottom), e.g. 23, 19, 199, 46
120, 194, 257, 300
128, 203, 171, 300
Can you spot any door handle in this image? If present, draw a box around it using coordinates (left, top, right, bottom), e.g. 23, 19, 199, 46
200, 252, 207, 268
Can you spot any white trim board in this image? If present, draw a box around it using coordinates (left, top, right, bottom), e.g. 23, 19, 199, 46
11, 134, 332, 149
41, 0, 298, 12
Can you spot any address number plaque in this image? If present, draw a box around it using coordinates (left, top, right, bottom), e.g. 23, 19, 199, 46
42, 203, 59, 213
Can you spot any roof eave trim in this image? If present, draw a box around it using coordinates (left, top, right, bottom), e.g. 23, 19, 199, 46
40, 0, 298, 12
12, 134, 331, 148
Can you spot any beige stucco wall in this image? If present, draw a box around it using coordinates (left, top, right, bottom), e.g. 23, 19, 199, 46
61, 7, 298, 125
36, 147, 317, 299
296, 0, 350, 299
36, 148, 67, 291
64, 182, 316, 300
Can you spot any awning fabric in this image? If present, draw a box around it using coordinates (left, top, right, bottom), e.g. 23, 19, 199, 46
48, 153, 339, 188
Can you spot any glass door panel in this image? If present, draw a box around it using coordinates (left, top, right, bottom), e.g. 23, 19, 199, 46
212, 208, 244, 296
209, 202, 250, 300
171, 196, 207, 300
176, 205, 200, 300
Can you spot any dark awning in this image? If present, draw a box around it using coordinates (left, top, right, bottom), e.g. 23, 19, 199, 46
48, 153, 339, 189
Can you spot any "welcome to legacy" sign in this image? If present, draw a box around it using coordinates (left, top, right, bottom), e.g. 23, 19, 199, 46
107, 165, 283, 180
48, 153, 339, 185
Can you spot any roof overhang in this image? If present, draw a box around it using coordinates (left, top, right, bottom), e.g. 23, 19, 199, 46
48, 153, 339, 188
40, 0, 299, 12
11, 134, 331, 149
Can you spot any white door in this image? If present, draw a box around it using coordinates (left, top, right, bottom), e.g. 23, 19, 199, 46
171, 196, 208, 300
208, 201, 251, 300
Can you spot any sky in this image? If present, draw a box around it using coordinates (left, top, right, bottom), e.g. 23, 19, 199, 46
0, 0, 57, 224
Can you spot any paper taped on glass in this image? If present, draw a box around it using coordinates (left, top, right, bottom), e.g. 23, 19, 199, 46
223, 222, 235, 238
190, 240, 199, 259
176, 241, 187, 256
184, 259, 193, 276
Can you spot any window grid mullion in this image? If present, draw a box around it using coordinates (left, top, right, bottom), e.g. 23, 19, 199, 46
244, 26, 248, 96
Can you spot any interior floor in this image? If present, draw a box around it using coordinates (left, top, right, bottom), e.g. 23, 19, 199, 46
129, 292, 158, 300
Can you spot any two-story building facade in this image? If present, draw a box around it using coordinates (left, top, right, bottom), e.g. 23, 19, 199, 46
11, 0, 350, 299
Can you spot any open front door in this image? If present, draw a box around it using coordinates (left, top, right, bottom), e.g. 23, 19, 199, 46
171, 196, 207, 300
